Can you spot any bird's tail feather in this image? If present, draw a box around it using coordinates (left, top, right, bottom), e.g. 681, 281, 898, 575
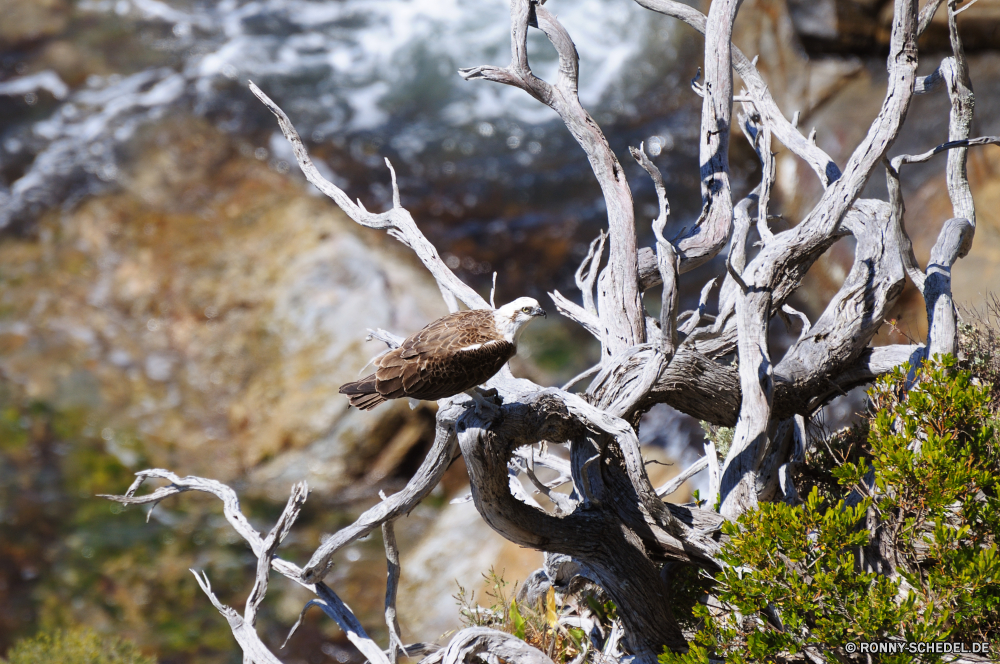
339, 374, 387, 410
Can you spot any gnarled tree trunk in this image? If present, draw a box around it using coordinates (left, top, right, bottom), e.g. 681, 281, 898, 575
104, 0, 1000, 661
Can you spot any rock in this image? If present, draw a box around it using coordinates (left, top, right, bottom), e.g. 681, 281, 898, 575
396, 498, 542, 643
915, 0, 1000, 52
0, 114, 447, 496
731, 0, 864, 118
783, 0, 1000, 54
0, 0, 70, 49
35, 40, 106, 88
786, 0, 884, 53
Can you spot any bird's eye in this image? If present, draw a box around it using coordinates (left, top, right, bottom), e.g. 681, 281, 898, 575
521, 307, 531, 313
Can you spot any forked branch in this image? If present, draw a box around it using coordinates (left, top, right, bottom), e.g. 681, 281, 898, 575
460, 0, 644, 355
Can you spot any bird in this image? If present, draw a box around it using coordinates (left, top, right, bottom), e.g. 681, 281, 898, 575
339, 296, 546, 412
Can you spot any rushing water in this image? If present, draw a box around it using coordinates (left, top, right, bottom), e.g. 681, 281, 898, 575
0, 0, 745, 299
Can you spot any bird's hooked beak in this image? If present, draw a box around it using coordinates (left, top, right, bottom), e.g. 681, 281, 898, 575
532, 306, 547, 318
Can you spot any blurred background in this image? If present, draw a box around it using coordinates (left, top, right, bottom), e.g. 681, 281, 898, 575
0, 0, 999, 661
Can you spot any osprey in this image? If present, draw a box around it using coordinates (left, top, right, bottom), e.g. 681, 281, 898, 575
339, 297, 546, 410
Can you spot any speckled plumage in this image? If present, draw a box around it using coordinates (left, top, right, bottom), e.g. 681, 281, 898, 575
339, 309, 516, 410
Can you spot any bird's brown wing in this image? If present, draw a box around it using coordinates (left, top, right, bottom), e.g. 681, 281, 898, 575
374, 309, 515, 401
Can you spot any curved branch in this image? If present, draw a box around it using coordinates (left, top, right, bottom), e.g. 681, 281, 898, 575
249, 82, 486, 312
302, 406, 460, 583
191, 570, 286, 664
718, 287, 773, 519
632, 0, 842, 188
631, 143, 679, 358
382, 518, 407, 664
925, 217, 974, 357
774, 200, 906, 413
575, 231, 606, 317
421, 628, 554, 664
942, 4, 975, 226
549, 289, 602, 340
668, 0, 742, 273
101, 472, 391, 664
461, 0, 644, 355
453, 393, 710, 661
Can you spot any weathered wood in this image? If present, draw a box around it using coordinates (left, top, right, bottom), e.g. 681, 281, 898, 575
419, 628, 554, 664
101, 472, 392, 664
382, 517, 406, 664
106, 1, 993, 658
633, 0, 842, 187
670, 0, 742, 272
249, 83, 484, 314
301, 404, 461, 582
459, 0, 644, 356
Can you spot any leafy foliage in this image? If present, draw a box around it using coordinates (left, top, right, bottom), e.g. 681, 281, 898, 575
2, 628, 155, 664
662, 357, 1000, 663
454, 568, 612, 663
959, 294, 1000, 408
700, 422, 734, 459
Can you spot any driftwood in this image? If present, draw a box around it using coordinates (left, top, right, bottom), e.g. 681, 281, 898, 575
101, 0, 1000, 661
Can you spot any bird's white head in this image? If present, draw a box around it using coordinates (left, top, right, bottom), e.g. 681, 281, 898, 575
493, 296, 546, 343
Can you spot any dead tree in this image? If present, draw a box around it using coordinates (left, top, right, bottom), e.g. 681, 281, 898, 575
103, 0, 1000, 662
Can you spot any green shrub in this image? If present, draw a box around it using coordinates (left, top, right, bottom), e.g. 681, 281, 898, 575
663, 356, 1000, 663
455, 567, 612, 663
3, 628, 155, 664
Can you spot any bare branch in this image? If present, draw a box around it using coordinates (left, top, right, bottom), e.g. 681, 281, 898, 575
515, 451, 577, 514
248, 81, 486, 312
630, 143, 679, 358
632, 0, 842, 187
885, 159, 926, 292
914, 65, 943, 95
919, 0, 947, 32
718, 288, 774, 518
892, 135, 998, 169
668, 0, 742, 273
778, 415, 808, 504
191, 570, 286, 664
549, 290, 602, 340
780, 304, 811, 344
424, 627, 554, 664
677, 277, 717, 336
925, 217, 974, 357
942, 12, 975, 226
100, 471, 266, 550
656, 456, 708, 498
104, 474, 390, 664
704, 441, 721, 510
575, 231, 606, 318
951, 0, 982, 15
302, 404, 462, 583
246, 482, 308, 628
291, 586, 392, 664
461, 0, 644, 355
739, 107, 775, 243
367, 328, 405, 349
774, 200, 906, 418
786, 0, 917, 247
921, 3, 977, 357
382, 515, 407, 664
561, 363, 602, 391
